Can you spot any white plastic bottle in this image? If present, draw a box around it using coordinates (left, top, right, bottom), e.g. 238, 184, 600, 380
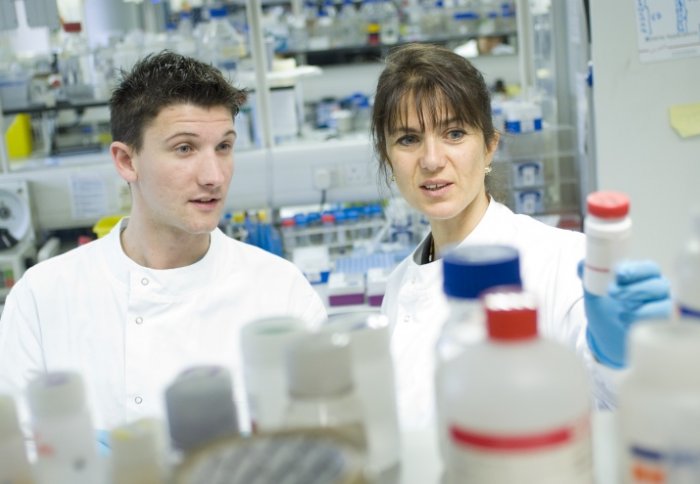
0, 394, 34, 484
283, 332, 367, 453
26, 371, 104, 484
618, 320, 700, 484
675, 209, 700, 318
322, 311, 400, 480
164, 365, 239, 453
443, 288, 594, 484
435, 244, 522, 463
240, 316, 308, 433
583, 191, 632, 296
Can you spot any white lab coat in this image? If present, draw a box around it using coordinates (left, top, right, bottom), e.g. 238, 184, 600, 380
383, 199, 618, 432
0, 218, 327, 431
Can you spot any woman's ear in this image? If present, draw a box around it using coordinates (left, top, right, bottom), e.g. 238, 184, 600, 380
486, 131, 501, 160
111, 141, 138, 183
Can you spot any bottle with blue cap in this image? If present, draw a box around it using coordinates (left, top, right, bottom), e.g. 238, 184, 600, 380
434, 244, 522, 467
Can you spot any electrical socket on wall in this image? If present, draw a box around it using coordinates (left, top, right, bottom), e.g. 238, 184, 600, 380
341, 162, 371, 186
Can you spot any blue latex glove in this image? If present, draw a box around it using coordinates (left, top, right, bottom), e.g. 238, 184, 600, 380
96, 429, 111, 456
578, 259, 672, 369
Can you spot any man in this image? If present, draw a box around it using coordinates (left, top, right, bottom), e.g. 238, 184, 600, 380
0, 51, 327, 432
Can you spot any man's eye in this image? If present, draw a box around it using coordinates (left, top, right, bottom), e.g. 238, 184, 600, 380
176, 145, 192, 154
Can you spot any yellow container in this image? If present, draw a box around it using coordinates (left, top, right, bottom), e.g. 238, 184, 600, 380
93, 215, 125, 238
5, 114, 33, 159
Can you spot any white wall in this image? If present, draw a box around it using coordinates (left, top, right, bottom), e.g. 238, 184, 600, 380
590, 0, 700, 274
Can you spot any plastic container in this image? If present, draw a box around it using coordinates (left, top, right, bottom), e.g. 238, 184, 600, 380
321, 311, 400, 479
618, 320, 700, 483
583, 191, 632, 296
92, 215, 124, 238
240, 316, 308, 432
443, 288, 593, 483
0, 394, 34, 484
110, 418, 167, 484
435, 244, 522, 465
164, 365, 239, 453
198, 8, 246, 74
5, 114, 33, 159
284, 333, 367, 453
675, 209, 700, 318
26, 371, 103, 484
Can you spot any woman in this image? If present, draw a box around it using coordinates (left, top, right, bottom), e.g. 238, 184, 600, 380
371, 43, 670, 431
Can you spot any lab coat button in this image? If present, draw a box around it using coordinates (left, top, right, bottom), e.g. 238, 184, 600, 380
141, 278, 149, 286
134, 396, 143, 404
135, 317, 143, 325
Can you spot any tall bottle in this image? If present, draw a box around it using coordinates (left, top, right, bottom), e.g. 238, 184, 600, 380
26, 371, 104, 484
443, 288, 594, 484
435, 245, 521, 463
583, 191, 632, 296
110, 418, 167, 484
618, 320, 700, 484
322, 311, 400, 479
378, 0, 400, 44
0, 394, 34, 484
675, 209, 700, 318
59, 22, 94, 100
198, 8, 247, 75
283, 332, 367, 453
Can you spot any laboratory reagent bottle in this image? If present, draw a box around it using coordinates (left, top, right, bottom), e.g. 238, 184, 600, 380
435, 244, 521, 463
240, 316, 308, 433
110, 418, 168, 484
674, 209, 700, 318
0, 394, 34, 484
584, 190, 632, 296
164, 365, 239, 454
444, 288, 594, 484
618, 320, 700, 484
322, 311, 400, 480
283, 332, 368, 456
26, 371, 104, 484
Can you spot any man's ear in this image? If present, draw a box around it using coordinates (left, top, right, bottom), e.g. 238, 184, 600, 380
111, 141, 137, 183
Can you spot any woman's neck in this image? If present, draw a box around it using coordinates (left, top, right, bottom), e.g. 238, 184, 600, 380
430, 193, 490, 259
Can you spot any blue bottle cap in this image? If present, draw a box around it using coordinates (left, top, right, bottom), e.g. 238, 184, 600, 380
442, 244, 521, 299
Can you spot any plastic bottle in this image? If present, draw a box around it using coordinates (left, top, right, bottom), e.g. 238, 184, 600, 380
618, 320, 700, 484
378, 0, 400, 44
675, 209, 700, 318
322, 311, 400, 479
110, 418, 167, 484
0, 394, 34, 484
58, 22, 94, 100
26, 371, 103, 484
164, 365, 239, 453
240, 316, 308, 432
198, 8, 246, 75
583, 191, 632, 296
434, 245, 521, 464
443, 288, 594, 483
283, 332, 367, 453
337, 0, 363, 47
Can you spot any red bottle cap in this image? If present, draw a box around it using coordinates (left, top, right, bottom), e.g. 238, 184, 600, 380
586, 191, 630, 219
483, 288, 538, 341
63, 22, 82, 33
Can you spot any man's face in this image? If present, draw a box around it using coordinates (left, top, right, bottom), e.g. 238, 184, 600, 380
129, 103, 236, 237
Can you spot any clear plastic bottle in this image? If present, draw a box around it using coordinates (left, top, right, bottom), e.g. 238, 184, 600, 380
164, 365, 239, 453
198, 8, 246, 75
337, 0, 364, 47
26, 371, 103, 484
434, 245, 521, 465
322, 311, 400, 479
618, 320, 700, 484
583, 191, 632, 296
240, 316, 308, 433
675, 209, 700, 318
0, 394, 34, 484
58, 22, 94, 100
378, 0, 400, 44
360, 0, 382, 45
443, 288, 594, 484
283, 333, 367, 453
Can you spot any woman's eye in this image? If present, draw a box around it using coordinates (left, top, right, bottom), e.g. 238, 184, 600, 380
447, 129, 465, 141
175, 145, 192, 154
397, 134, 418, 146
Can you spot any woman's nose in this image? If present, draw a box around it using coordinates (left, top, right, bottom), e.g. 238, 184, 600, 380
419, 137, 446, 172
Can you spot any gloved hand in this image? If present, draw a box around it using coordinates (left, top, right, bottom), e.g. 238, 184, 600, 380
578, 259, 672, 369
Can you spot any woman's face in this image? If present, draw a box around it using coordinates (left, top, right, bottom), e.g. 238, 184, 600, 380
385, 98, 498, 224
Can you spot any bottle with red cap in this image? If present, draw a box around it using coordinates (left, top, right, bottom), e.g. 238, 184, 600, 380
583, 191, 632, 296
442, 288, 594, 484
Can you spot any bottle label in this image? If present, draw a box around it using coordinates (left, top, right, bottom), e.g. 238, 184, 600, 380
626, 444, 700, 483
447, 417, 593, 483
